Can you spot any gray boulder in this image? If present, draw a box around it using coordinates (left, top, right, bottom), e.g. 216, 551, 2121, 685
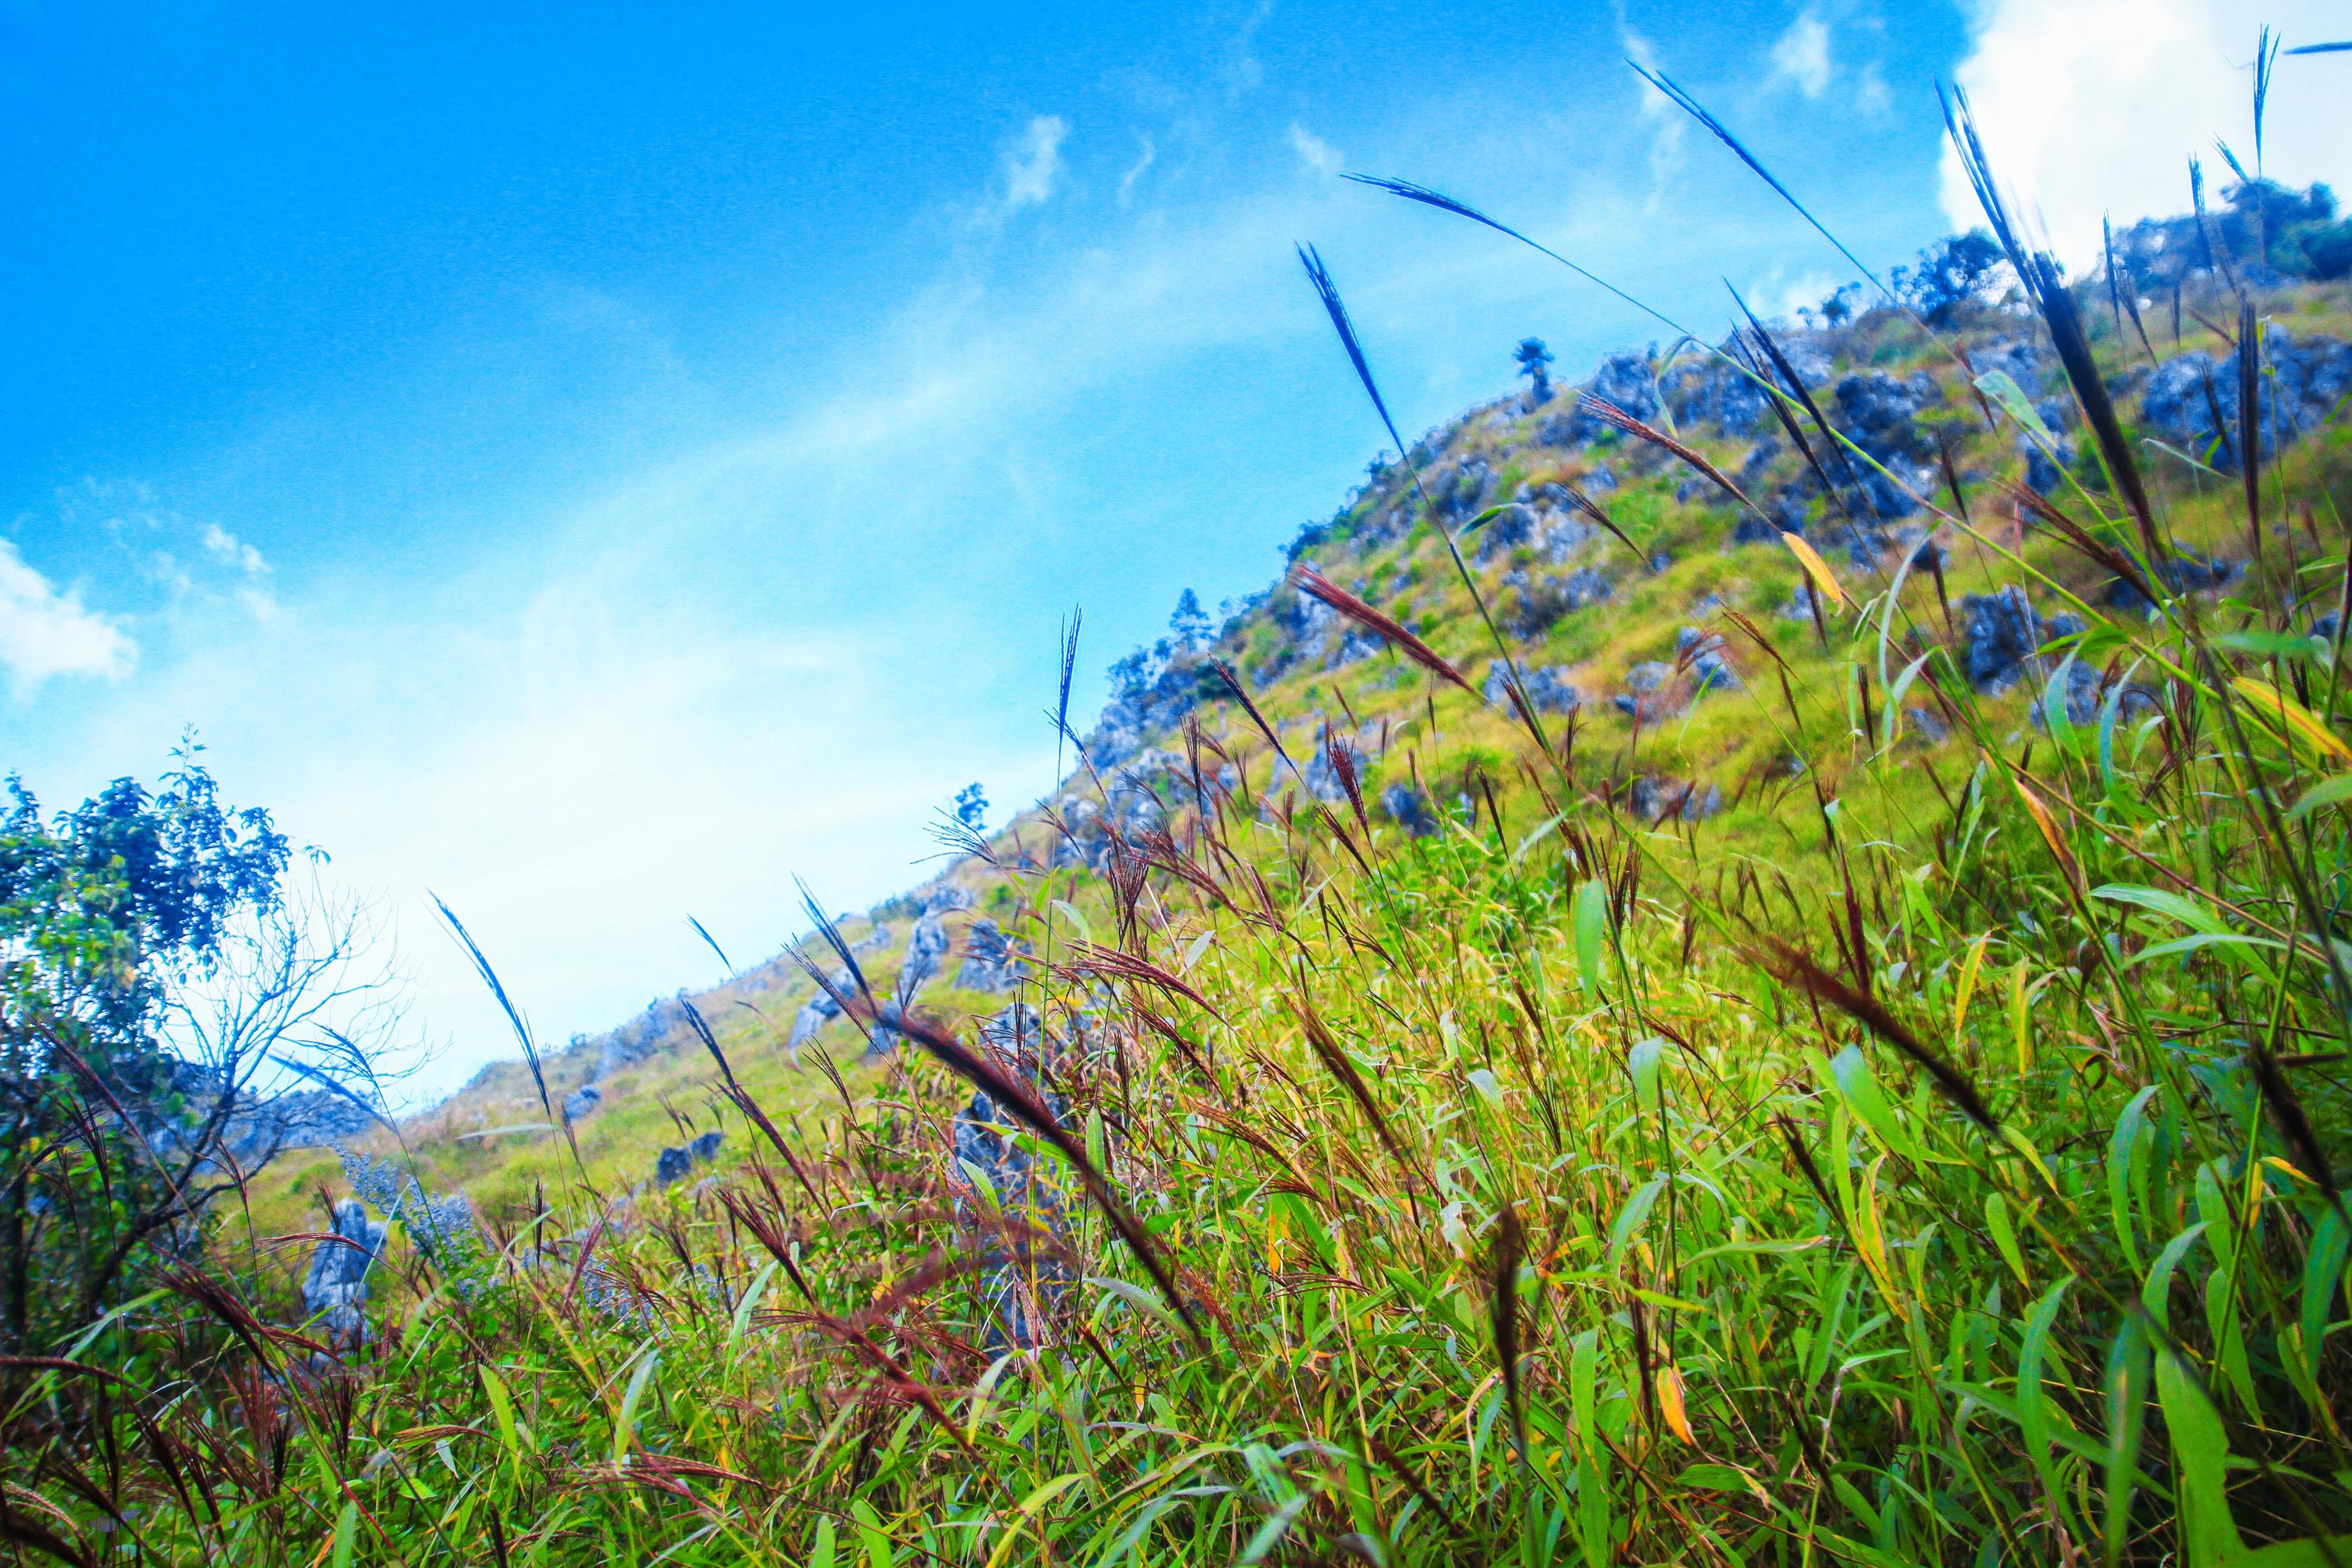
898, 914, 950, 1003
1483, 659, 1580, 714
1961, 586, 2043, 691
1972, 338, 2052, 394
2106, 550, 2237, 615
786, 969, 853, 1050
1625, 661, 1674, 695
950, 1004, 1074, 1350
302, 1198, 385, 1345
958, 917, 1028, 993
1381, 782, 1439, 838
2141, 332, 2352, 470
654, 1130, 722, 1187
1666, 356, 1771, 433
1629, 776, 1723, 823
1835, 370, 1937, 461
1589, 350, 1659, 421
1676, 626, 1739, 694
1300, 730, 1371, 805
563, 1085, 602, 1121
1472, 502, 1542, 562
1506, 567, 1611, 638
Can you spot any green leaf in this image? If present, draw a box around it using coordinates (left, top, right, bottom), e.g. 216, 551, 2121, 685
1628, 1036, 1666, 1115
2213, 629, 2334, 662
330, 1501, 358, 1568
1574, 879, 1606, 998
2286, 774, 2352, 821
2217, 1540, 2352, 1567
1675, 1462, 1754, 1492
1237, 1491, 1314, 1564
1977, 368, 2056, 442
614, 1349, 659, 1466
2301, 1210, 2349, 1386
479, 1362, 522, 1485
2092, 883, 2227, 934
1985, 1190, 2030, 1288
2107, 1086, 2159, 1274
2154, 1345, 2245, 1566
2018, 1277, 2077, 1522
1609, 1175, 1667, 1269
2105, 1314, 2153, 1568
1088, 1274, 1181, 1332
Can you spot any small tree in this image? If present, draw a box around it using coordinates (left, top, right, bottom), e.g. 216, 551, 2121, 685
1168, 589, 1211, 652
1902, 231, 2007, 325
0, 748, 403, 1347
1514, 338, 1555, 402
954, 783, 988, 831
1106, 648, 1155, 699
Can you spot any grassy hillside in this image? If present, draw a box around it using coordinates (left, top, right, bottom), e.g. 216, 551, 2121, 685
18, 148, 2352, 1565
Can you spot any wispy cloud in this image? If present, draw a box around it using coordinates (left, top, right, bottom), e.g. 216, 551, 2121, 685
1770, 12, 1832, 98
1117, 134, 1158, 206
1229, 0, 1274, 90
1288, 122, 1340, 174
0, 538, 136, 696
202, 522, 268, 575
1854, 61, 1891, 118
1618, 24, 1686, 204
1001, 114, 1070, 216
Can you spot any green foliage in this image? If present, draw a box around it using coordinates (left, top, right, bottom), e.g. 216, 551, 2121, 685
0, 748, 293, 1350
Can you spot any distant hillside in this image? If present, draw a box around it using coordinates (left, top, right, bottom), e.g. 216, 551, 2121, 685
257, 188, 2352, 1219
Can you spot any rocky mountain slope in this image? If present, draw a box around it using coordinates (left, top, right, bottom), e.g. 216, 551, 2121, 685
254, 209, 2351, 1226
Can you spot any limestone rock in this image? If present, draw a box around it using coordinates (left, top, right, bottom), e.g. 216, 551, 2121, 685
1960, 586, 2043, 692
958, 917, 1028, 993
1629, 776, 1723, 823
302, 1198, 385, 1345
1381, 782, 1438, 838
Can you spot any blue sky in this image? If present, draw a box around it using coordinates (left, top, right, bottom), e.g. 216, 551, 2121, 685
6, 0, 2341, 1098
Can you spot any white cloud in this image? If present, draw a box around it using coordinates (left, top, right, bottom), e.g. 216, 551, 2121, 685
1002, 114, 1069, 214
1770, 12, 1833, 98
1746, 266, 1847, 325
0, 538, 137, 695
202, 522, 268, 575
1288, 122, 1340, 175
1941, 0, 2352, 266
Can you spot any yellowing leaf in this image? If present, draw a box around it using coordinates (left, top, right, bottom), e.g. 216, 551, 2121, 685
1781, 530, 1850, 610
1954, 932, 1990, 1038
1656, 1366, 1694, 1443
2233, 677, 2352, 765
2010, 774, 2083, 900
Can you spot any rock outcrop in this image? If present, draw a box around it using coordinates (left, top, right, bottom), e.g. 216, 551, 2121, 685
301, 1198, 385, 1344
957, 917, 1027, 992
1482, 659, 1580, 714
948, 1005, 1074, 1350
1382, 782, 1439, 838
654, 1130, 722, 1187
2139, 332, 2352, 470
